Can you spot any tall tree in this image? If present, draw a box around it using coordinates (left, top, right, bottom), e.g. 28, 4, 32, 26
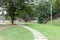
36, 0, 51, 23
5, 0, 35, 24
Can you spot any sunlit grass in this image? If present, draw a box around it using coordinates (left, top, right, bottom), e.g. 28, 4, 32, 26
26, 23, 60, 40
0, 26, 34, 40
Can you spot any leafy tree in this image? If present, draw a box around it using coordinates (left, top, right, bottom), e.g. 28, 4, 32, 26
53, 0, 60, 13
4, 0, 35, 24
36, 0, 50, 23
37, 0, 60, 23
52, 0, 60, 19
6, 1, 18, 24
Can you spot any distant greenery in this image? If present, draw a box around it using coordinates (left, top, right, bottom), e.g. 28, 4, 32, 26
0, 0, 35, 24
36, 0, 51, 23
0, 0, 60, 24
5, 0, 34, 24
36, 0, 60, 23
0, 26, 34, 40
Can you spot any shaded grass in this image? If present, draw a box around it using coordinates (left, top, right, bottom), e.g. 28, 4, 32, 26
0, 26, 34, 40
26, 23, 60, 40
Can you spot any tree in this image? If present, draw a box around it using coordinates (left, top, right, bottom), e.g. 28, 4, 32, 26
36, 0, 50, 23
36, 0, 60, 23
52, 0, 60, 18
53, 0, 60, 13
7, 1, 17, 24
5, 0, 35, 24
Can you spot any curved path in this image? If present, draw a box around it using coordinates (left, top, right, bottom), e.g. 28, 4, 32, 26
21, 25, 47, 40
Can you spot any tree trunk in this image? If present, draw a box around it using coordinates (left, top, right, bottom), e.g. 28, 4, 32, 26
11, 16, 14, 25
11, 19, 14, 24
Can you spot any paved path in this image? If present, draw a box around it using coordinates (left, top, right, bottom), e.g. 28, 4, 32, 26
21, 25, 47, 40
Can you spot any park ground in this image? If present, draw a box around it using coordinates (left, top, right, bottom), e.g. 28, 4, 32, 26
25, 18, 60, 40
0, 18, 60, 40
0, 25, 34, 40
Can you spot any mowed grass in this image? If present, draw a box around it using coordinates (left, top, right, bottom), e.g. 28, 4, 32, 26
26, 23, 60, 40
46, 18, 60, 26
0, 26, 34, 40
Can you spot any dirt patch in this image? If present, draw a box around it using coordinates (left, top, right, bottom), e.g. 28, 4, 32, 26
0, 24, 19, 31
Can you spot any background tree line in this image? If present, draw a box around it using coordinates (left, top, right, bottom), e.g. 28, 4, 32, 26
36, 0, 60, 23
0, 0, 60, 24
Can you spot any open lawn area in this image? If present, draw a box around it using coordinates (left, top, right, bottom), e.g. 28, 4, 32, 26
26, 23, 60, 40
0, 26, 34, 40
46, 18, 60, 26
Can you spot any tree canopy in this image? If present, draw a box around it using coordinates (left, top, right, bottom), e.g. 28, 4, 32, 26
2, 0, 35, 24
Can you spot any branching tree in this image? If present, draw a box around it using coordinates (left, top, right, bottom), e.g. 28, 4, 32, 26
4, 0, 35, 24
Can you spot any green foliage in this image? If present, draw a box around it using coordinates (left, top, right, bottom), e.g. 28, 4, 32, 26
4, 0, 35, 24
53, 0, 60, 13
37, 0, 60, 23
6, 0, 18, 24
37, 1, 50, 23
2, 0, 60, 24
52, 0, 60, 19
18, 11, 31, 22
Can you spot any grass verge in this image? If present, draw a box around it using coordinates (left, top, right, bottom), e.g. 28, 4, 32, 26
26, 23, 60, 40
0, 26, 34, 40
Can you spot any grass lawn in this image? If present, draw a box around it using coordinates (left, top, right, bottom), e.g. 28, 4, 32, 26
0, 26, 34, 40
25, 23, 60, 40
46, 18, 60, 26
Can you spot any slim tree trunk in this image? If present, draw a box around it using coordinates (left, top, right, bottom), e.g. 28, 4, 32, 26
11, 15, 14, 25
11, 19, 14, 24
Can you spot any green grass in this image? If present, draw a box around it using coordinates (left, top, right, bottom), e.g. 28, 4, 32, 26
0, 26, 34, 40
26, 23, 60, 40
46, 18, 60, 26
